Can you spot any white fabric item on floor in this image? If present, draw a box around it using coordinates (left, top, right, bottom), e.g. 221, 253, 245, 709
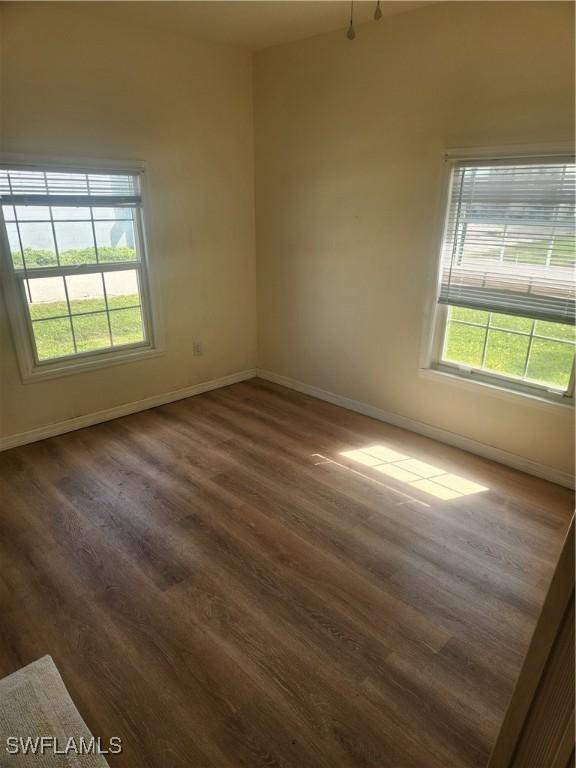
0, 656, 110, 766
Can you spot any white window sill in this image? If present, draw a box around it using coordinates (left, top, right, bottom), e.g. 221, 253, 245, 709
419, 366, 574, 413
21, 344, 165, 384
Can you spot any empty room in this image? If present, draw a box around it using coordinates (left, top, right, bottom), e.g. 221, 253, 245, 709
0, 1, 574, 766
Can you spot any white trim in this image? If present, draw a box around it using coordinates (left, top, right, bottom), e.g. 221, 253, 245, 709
444, 142, 575, 162
421, 146, 576, 404
0, 369, 257, 451
2, 366, 572, 489
420, 367, 573, 414
0, 154, 165, 383
0, 151, 147, 174
257, 369, 575, 490
418, 153, 453, 371
20, 345, 166, 383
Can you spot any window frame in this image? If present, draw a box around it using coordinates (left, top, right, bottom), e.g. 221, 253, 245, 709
0, 155, 164, 383
422, 144, 575, 408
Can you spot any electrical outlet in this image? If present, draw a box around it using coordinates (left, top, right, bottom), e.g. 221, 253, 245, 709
192, 341, 202, 356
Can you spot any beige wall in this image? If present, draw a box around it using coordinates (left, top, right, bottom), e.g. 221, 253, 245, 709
254, 1, 575, 476
0, 1, 574, 478
0, 2, 257, 437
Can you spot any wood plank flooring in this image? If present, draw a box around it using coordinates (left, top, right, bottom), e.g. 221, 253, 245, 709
0, 378, 572, 768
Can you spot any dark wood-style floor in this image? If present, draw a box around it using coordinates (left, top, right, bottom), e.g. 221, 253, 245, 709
0, 378, 572, 768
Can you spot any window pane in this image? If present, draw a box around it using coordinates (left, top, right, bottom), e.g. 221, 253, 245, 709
550, 233, 575, 268
72, 312, 111, 353
18, 222, 57, 268
110, 307, 144, 346
484, 330, 529, 378
502, 231, 548, 266
51, 206, 92, 221
444, 322, 485, 367
104, 269, 141, 310
448, 306, 489, 326
14, 206, 50, 221
33, 317, 74, 360
26, 277, 68, 320
2, 205, 15, 221
66, 273, 106, 314
92, 207, 133, 220
94, 219, 137, 263
460, 222, 504, 263
526, 339, 575, 390
6, 223, 23, 269
490, 313, 533, 333
534, 320, 576, 342
55, 221, 96, 265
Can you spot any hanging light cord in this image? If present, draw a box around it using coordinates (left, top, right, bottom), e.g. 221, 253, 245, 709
346, 0, 382, 39
347, 0, 356, 40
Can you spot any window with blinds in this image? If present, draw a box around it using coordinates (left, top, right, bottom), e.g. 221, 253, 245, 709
0, 165, 157, 378
433, 156, 575, 398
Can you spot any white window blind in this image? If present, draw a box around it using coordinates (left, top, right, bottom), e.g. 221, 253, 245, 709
438, 159, 576, 325
0, 165, 154, 372
0, 168, 141, 207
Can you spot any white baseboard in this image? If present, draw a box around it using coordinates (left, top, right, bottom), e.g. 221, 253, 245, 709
0, 369, 257, 452
257, 369, 575, 490
2, 365, 573, 490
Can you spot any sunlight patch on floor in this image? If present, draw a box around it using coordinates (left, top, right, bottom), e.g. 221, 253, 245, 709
339, 446, 489, 500
311, 453, 430, 507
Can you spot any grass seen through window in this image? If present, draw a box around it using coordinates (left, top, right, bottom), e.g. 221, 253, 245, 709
11, 246, 146, 362
30, 293, 144, 361
443, 307, 575, 391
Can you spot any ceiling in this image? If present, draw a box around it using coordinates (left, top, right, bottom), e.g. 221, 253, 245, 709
50, 1, 435, 51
